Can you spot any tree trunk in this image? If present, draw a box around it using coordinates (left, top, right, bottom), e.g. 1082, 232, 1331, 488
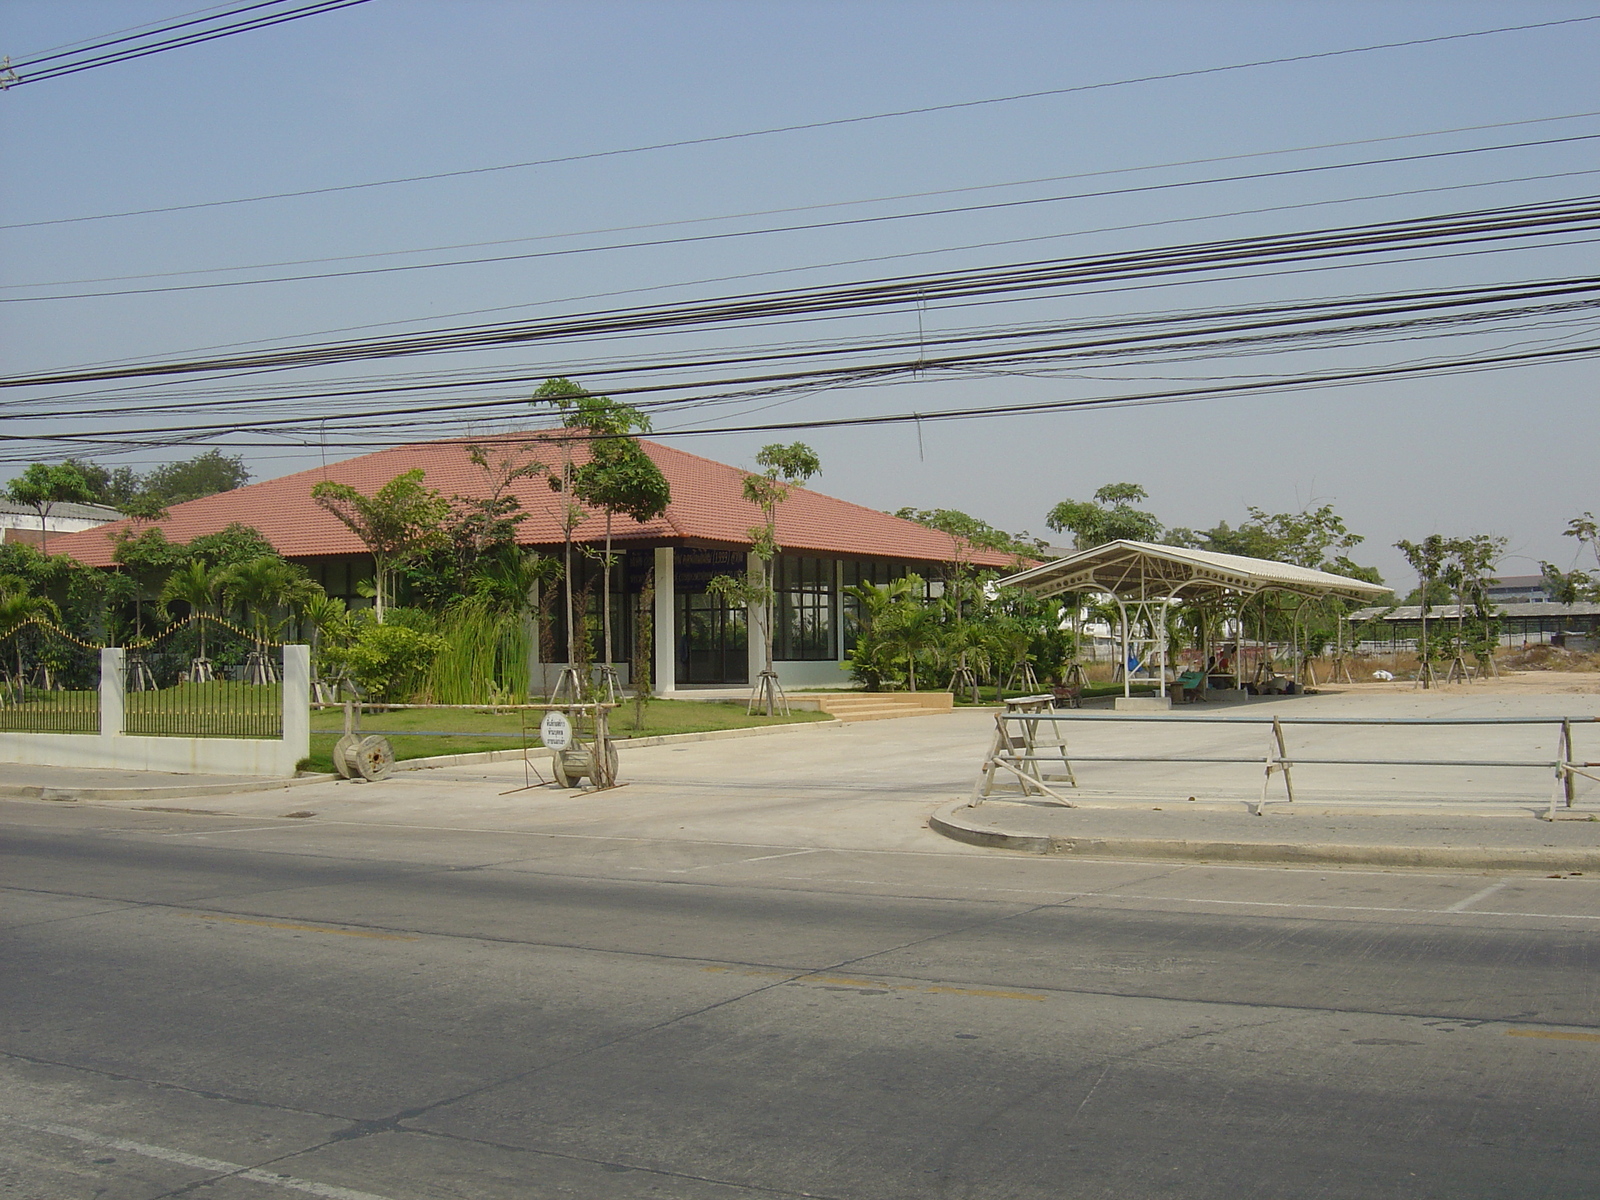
602, 512, 614, 672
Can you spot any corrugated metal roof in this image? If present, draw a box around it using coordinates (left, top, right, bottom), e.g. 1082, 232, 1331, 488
49, 432, 1024, 570
0, 500, 125, 521
997, 539, 1392, 601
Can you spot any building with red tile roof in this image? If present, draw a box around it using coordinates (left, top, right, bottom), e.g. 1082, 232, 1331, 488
50, 431, 1028, 692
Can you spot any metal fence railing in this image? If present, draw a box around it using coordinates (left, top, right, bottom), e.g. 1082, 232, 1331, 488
973, 707, 1600, 819
124, 618, 284, 740
0, 619, 101, 734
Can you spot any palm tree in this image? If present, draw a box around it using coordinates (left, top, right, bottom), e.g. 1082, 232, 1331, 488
0, 578, 61, 691
221, 556, 319, 682
161, 560, 223, 679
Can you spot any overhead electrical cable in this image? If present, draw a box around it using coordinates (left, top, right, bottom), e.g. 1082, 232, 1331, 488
13, 109, 1600, 291
6, 195, 1598, 390
11, 132, 1599, 304
7, 281, 1597, 441
7, 12, 1597, 224
6, 343, 1596, 458
8, 277, 1595, 421
2, 0, 372, 87
57, 162, 1600, 370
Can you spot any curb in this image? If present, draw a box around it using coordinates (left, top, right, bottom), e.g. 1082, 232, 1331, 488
928, 799, 1600, 872
0, 774, 334, 804
391, 716, 839, 771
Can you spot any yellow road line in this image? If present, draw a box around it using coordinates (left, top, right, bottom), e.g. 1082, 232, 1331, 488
184, 914, 418, 941
702, 966, 1043, 1001
1507, 1029, 1600, 1043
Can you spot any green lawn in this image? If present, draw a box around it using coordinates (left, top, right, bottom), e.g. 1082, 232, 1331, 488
304, 699, 832, 773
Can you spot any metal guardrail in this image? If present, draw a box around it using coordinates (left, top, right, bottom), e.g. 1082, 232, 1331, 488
973, 706, 1600, 819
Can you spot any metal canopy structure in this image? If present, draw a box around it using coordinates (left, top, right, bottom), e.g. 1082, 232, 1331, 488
996, 541, 1391, 698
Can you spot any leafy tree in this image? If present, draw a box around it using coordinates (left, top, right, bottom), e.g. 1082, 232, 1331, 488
186, 523, 279, 569
312, 470, 449, 622
141, 450, 251, 506
706, 442, 820, 712
62, 458, 142, 508
1541, 513, 1600, 603
1396, 535, 1450, 677
532, 378, 606, 684
892, 508, 1044, 559
5, 462, 94, 555
574, 425, 670, 680
1046, 483, 1162, 549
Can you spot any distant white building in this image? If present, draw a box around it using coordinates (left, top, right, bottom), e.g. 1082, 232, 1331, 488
0, 499, 125, 546
1485, 574, 1553, 604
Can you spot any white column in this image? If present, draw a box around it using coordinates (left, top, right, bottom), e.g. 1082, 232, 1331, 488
653, 546, 675, 696
747, 550, 764, 685
99, 647, 125, 737
281, 644, 311, 766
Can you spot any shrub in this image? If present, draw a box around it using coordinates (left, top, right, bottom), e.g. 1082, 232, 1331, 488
322, 621, 445, 702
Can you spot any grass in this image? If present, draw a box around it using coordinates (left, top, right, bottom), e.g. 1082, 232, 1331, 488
949, 681, 1162, 706
303, 698, 832, 773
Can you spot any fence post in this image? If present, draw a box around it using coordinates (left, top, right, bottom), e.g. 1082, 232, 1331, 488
100, 647, 124, 737
282, 645, 310, 767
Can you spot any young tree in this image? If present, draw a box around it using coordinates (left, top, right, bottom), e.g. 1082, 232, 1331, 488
1046, 483, 1162, 549
312, 470, 449, 622
574, 432, 670, 689
5, 462, 94, 555
160, 559, 225, 668
707, 443, 820, 714
1396, 535, 1449, 686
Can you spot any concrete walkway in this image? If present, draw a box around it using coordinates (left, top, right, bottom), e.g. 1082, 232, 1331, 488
0, 765, 320, 803
7, 688, 1599, 871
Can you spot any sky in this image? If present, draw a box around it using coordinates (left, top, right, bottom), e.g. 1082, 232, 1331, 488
2, 0, 1598, 589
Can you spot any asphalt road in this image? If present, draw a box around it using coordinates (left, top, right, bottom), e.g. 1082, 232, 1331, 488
4, 796, 1599, 1200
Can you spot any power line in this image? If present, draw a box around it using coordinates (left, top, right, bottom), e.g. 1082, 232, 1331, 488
2, 1, 371, 88
9, 277, 1595, 422
89, 163, 1600, 369
8, 12, 1597, 223
7, 279, 1597, 444
11, 132, 1600, 304
6, 342, 1594, 459
7, 195, 1597, 389
13, 109, 1600, 291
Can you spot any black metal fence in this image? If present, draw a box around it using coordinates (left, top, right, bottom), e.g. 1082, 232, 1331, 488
124, 618, 284, 739
0, 619, 101, 733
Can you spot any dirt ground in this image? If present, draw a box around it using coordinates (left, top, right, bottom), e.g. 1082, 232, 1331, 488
1320, 670, 1600, 697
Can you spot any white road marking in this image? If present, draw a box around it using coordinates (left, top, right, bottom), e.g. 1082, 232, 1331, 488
1446, 881, 1510, 912
2, 1116, 398, 1200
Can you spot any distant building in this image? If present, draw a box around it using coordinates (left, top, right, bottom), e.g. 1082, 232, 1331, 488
0, 499, 125, 546
1484, 574, 1553, 604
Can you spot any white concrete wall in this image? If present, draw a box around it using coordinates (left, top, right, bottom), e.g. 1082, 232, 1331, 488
0, 645, 311, 777
773, 660, 854, 689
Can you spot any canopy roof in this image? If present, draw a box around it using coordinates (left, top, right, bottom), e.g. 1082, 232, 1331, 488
996, 540, 1392, 603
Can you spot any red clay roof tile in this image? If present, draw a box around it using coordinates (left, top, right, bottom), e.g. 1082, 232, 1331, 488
49, 431, 1025, 571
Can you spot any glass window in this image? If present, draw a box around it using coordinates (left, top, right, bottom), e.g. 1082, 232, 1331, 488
840, 559, 906, 653
774, 555, 834, 661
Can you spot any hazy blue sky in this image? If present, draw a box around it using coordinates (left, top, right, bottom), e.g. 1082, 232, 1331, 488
3, 0, 1597, 588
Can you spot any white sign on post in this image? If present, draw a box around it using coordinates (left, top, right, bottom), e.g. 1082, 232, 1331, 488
539, 711, 573, 751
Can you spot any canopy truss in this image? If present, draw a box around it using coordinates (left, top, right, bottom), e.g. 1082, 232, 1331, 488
996, 541, 1391, 698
